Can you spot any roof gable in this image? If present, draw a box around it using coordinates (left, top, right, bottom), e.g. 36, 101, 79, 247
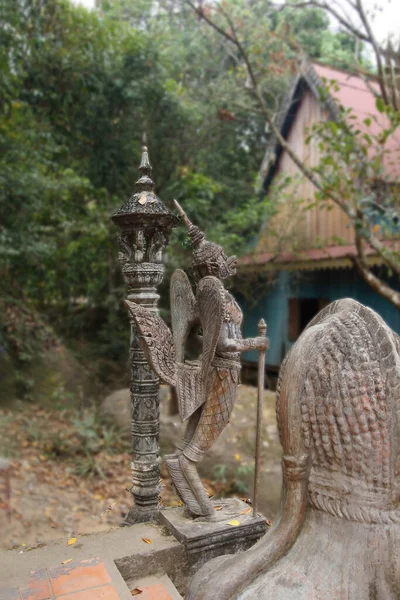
261, 61, 400, 190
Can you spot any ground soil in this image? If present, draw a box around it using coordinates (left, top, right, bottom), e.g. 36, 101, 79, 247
0, 385, 281, 552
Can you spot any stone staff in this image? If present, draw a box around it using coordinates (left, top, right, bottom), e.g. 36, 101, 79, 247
253, 318, 267, 517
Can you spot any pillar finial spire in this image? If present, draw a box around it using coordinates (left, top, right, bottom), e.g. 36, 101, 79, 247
136, 145, 154, 193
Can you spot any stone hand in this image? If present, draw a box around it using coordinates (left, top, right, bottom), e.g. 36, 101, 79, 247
254, 336, 268, 351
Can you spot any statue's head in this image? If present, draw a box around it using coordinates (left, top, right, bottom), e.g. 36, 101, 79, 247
278, 298, 400, 524
174, 200, 237, 280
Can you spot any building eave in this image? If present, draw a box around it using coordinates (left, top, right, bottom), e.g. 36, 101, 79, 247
239, 241, 400, 273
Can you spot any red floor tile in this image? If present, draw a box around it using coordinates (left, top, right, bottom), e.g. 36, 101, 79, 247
133, 585, 173, 600
20, 569, 51, 600
48, 558, 111, 596
55, 584, 121, 599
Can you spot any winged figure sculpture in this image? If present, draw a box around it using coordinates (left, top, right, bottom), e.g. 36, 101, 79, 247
125, 200, 267, 517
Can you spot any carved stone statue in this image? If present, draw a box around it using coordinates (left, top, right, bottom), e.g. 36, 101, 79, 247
125, 201, 267, 518
187, 298, 400, 598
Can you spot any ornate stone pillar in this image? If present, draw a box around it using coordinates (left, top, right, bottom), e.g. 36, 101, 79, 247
111, 147, 178, 525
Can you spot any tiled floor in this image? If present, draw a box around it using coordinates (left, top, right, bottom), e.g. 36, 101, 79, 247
1, 557, 174, 600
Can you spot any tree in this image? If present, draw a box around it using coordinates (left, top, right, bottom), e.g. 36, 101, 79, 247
185, 0, 400, 309
0, 0, 189, 372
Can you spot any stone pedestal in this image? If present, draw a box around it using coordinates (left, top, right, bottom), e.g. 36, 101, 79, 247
159, 498, 267, 566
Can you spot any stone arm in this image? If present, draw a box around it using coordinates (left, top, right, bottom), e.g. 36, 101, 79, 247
217, 323, 268, 353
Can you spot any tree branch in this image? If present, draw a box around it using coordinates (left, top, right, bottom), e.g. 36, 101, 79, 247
279, 1, 371, 44
185, 0, 353, 217
350, 234, 400, 309
185, 0, 400, 304
355, 0, 390, 105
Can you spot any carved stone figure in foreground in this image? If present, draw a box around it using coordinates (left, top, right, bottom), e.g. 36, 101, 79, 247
187, 299, 400, 598
125, 201, 267, 517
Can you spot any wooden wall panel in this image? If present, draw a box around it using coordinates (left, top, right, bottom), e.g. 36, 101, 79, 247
259, 90, 354, 252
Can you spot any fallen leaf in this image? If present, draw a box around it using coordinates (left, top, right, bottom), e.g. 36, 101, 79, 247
61, 558, 73, 564
240, 507, 252, 515
234, 453, 241, 461
227, 519, 241, 526
141, 537, 152, 544
130, 589, 143, 596
67, 537, 77, 546
138, 193, 147, 205
214, 506, 223, 511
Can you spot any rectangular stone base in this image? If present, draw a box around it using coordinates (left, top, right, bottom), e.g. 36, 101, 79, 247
159, 498, 267, 562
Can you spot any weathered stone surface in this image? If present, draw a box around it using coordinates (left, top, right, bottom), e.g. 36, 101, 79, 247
187, 299, 400, 600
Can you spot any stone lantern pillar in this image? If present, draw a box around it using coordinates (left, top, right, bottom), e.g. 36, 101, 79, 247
111, 147, 178, 525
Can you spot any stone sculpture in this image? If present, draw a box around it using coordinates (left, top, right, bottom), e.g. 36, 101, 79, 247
187, 298, 400, 599
125, 201, 268, 518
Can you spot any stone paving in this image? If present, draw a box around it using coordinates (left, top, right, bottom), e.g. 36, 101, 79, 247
0, 526, 184, 600
1, 557, 178, 599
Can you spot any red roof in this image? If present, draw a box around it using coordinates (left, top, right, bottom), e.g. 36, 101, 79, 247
313, 63, 400, 179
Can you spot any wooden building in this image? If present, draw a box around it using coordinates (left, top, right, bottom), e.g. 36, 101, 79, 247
238, 62, 400, 382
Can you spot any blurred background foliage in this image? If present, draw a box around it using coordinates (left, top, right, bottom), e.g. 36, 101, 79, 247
0, 0, 357, 403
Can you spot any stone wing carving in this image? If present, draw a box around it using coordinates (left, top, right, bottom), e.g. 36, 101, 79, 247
174, 276, 225, 422
176, 362, 203, 421
125, 300, 177, 386
197, 276, 226, 391
170, 269, 198, 363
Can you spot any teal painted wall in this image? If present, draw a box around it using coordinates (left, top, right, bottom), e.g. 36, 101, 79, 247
241, 268, 400, 368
